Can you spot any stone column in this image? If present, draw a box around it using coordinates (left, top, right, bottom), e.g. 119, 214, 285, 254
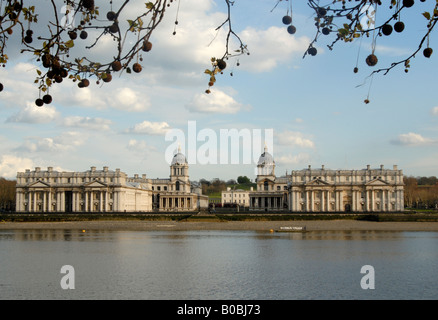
61, 191, 65, 212
339, 190, 344, 212
33, 191, 37, 212
321, 191, 325, 212
371, 190, 375, 212
305, 191, 309, 212
48, 191, 52, 212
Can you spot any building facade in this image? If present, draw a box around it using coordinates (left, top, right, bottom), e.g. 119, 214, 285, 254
248, 146, 404, 212
221, 187, 253, 207
15, 149, 208, 213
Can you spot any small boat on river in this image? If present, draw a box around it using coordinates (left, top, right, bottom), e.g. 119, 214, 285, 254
275, 226, 307, 233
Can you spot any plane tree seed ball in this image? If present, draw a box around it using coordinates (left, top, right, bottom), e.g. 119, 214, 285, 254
403, 0, 414, 8
106, 11, 116, 21
366, 54, 378, 66
112, 60, 122, 71
423, 47, 433, 58
35, 98, 44, 107
109, 23, 119, 33
81, 79, 90, 87
382, 24, 393, 36
68, 31, 77, 40
394, 21, 405, 33
133, 63, 142, 73
82, 0, 94, 10
217, 59, 226, 70
42, 94, 52, 104
142, 41, 152, 52
102, 73, 112, 82
282, 15, 292, 25
287, 25, 297, 35
307, 47, 317, 56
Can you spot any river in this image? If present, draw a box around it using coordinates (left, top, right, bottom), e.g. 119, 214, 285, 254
0, 229, 437, 300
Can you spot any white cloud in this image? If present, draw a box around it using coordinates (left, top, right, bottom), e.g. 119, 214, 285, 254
0, 155, 34, 179
108, 87, 151, 112
6, 102, 59, 124
374, 44, 412, 57
431, 106, 438, 116
276, 131, 315, 148
275, 153, 311, 166
62, 116, 112, 131
391, 132, 436, 146
15, 131, 86, 153
125, 121, 171, 135
186, 89, 249, 114
237, 26, 310, 72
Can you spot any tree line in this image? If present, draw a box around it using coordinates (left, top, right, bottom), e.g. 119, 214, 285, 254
0, 177, 16, 211
404, 176, 438, 209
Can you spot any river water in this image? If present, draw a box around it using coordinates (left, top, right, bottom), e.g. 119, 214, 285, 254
0, 229, 437, 300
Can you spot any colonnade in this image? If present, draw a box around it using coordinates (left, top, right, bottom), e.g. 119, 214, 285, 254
16, 189, 117, 212
249, 194, 285, 210
159, 195, 193, 211
288, 188, 404, 212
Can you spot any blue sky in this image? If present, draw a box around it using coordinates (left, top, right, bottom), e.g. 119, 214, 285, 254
1, 0, 438, 181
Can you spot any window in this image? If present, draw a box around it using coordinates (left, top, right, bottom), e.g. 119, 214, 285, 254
176, 181, 180, 191
277, 186, 281, 191
264, 181, 269, 191
164, 186, 167, 191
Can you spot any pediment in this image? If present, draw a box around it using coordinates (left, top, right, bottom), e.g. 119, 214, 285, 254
257, 177, 276, 183
28, 180, 50, 188
306, 178, 330, 186
84, 180, 107, 188
365, 178, 389, 186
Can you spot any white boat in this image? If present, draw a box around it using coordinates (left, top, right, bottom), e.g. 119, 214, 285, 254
275, 226, 307, 233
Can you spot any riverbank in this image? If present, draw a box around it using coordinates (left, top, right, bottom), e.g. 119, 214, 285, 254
1, 219, 438, 231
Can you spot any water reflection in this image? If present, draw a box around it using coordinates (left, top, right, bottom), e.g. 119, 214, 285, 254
0, 229, 437, 299
0, 228, 425, 242
0, 229, 120, 242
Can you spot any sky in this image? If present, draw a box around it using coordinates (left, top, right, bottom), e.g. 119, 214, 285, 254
1, 0, 438, 182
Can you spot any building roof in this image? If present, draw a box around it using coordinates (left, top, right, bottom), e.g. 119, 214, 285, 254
257, 145, 275, 166
171, 145, 188, 165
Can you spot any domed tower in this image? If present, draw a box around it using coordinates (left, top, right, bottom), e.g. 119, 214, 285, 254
170, 145, 189, 190
257, 144, 275, 177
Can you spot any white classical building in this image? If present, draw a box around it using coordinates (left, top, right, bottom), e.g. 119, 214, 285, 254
15, 148, 208, 213
221, 187, 253, 207
248, 146, 404, 212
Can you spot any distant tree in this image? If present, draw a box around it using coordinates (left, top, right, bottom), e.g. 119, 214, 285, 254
226, 179, 237, 185
417, 176, 438, 186
404, 176, 418, 208
0, 1, 437, 104
237, 176, 250, 184
0, 177, 16, 211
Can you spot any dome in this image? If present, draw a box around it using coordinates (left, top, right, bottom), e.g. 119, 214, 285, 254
257, 145, 274, 166
171, 145, 187, 165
